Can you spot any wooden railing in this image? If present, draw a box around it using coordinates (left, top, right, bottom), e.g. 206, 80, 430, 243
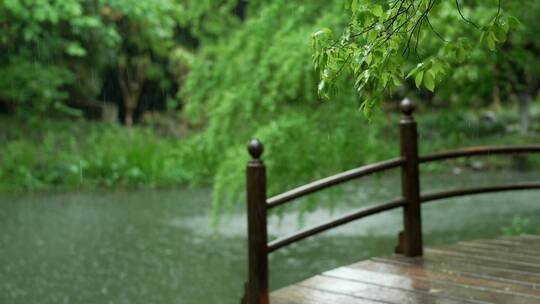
240, 98, 540, 304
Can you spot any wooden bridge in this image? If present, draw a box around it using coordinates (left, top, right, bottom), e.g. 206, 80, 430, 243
270, 234, 540, 303
241, 98, 540, 304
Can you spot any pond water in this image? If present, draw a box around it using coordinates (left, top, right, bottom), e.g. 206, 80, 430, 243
0, 171, 539, 304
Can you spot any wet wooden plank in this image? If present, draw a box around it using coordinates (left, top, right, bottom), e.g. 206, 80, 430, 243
329, 265, 540, 303
521, 234, 540, 240
271, 285, 387, 304
424, 248, 540, 274
477, 238, 540, 251
347, 260, 540, 298
443, 243, 540, 264
457, 240, 540, 256
298, 275, 476, 304
502, 235, 540, 244
271, 235, 540, 304
377, 254, 540, 286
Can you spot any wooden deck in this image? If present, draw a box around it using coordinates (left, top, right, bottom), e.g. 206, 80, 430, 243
271, 234, 540, 304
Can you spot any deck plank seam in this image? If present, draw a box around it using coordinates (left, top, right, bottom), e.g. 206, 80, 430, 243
370, 257, 540, 288
317, 273, 492, 304
337, 266, 540, 300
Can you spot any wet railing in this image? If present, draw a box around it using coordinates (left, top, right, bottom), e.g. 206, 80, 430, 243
241, 98, 540, 304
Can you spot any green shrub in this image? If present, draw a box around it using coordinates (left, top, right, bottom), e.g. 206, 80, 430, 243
0, 118, 189, 191
501, 216, 531, 236
0, 61, 73, 113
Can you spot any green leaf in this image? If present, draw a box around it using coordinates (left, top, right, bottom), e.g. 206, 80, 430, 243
431, 61, 444, 75
367, 30, 378, 43
406, 63, 423, 78
350, 0, 358, 11
423, 71, 435, 92
313, 28, 332, 39
372, 5, 383, 18
415, 71, 424, 88
507, 16, 520, 29
494, 23, 507, 42
392, 75, 401, 87
487, 31, 497, 51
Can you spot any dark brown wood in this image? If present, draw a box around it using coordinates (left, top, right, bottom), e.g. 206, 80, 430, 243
270, 285, 386, 304
500, 234, 540, 245
377, 250, 540, 285
457, 240, 540, 256
438, 243, 540, 264
267, 198, 406, 253
325, 267, 538, 303
242, 97, 540, 303
480, 238, 540, 249
375, 256, 540, 287
348, 260, 540, 297
421, 183, 540, 204
424, 248, 540, 272
244, 139, 269, 304
399, 98, 423, 257
419, 145, 540, 163
297, 275, 470, 304
272, 235, 540, 304
266, 158, 404, 209
260, 148, 540, 250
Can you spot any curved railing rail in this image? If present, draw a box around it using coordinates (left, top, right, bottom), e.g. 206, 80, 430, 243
419, 145, 540, 163
267, 158, 405, 209
421, 182, 540, 204
240, 98, 540, 304
267, 198, 406, 253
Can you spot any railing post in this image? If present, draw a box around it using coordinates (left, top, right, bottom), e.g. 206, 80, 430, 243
242, 139, 269, 304
398, 98, 423, 257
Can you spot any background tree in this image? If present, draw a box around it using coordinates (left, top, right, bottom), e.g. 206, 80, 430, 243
0, 0, 114, 114
99, 0, 185, 126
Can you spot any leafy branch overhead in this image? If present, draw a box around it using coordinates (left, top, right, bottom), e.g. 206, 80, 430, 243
312, 0, 519, 112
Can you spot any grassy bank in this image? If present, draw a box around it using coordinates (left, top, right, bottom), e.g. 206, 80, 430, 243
1, 109, 540, 195
0, 117, 190, 192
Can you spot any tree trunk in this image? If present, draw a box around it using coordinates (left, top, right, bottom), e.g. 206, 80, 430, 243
518, 78, 537, 136
518, 94, 531, 135
124, 95, 138, 128
117, 56, 147, 128
492, 85, 502, 112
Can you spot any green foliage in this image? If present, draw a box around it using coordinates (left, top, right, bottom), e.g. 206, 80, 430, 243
180, 0, 540, 217
0, 0, 114, 111
0, 0, 199, 114
182, 0, 396, 214
0, 118, 189, 191
501, 216, 530, 236
312, 0, 517, 109
177, 0, 245, 41
437, 1, 540, 105
212, 108, 396, 220
2, 0, 540, 228
2, 108, 538, 194
103, 0, 183, 54
0, 61, 73, 112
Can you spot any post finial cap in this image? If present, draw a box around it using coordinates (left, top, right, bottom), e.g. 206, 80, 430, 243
247, 139, 264, 159
400, 98, 416, 115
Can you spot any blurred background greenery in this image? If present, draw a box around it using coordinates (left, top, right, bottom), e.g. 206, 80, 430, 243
1, 0, 540, 211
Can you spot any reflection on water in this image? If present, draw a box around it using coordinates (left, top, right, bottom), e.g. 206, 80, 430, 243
0, 172, 539, 303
